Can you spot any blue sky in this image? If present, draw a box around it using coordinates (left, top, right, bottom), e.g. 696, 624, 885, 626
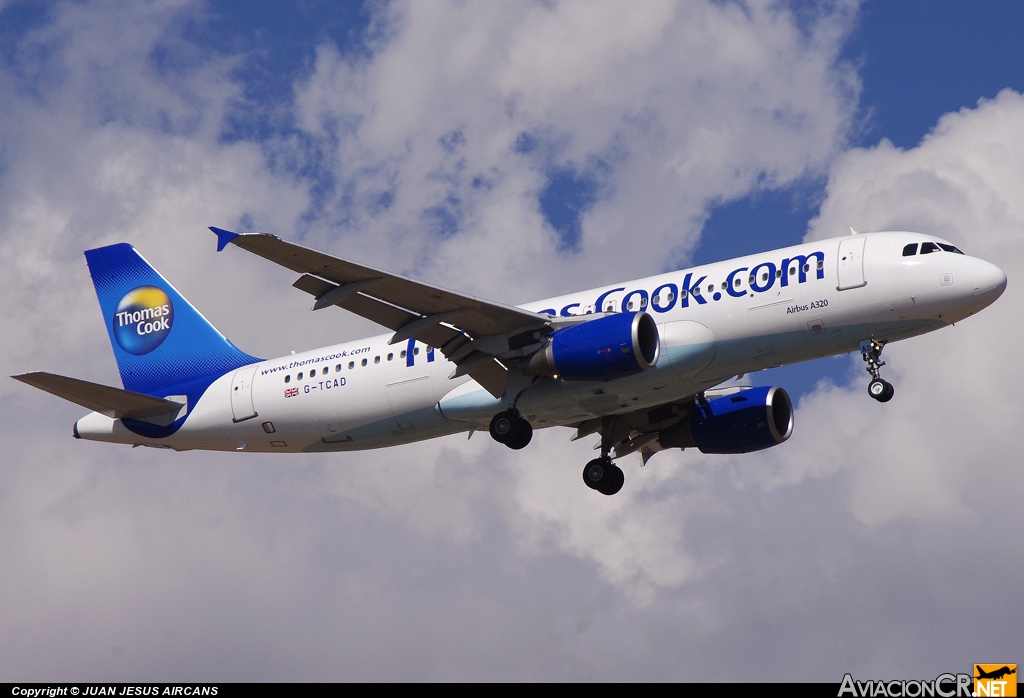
701, 0, 1024, 397
2, 0, 1022, 682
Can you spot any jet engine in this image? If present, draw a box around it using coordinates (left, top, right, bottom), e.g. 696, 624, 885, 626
658, 386, 793, 454
525, 311, 660, 381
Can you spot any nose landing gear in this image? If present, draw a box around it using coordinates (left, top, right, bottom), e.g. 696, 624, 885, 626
861, 339, 894, 402
489, 409, 533, 450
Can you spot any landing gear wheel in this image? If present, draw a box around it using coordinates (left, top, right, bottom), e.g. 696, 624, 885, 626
489, 410, 533, 449
868, 378, 894, 402
505, 419, 533, 450
489, 410, 520, 444
582, 458, 624, 495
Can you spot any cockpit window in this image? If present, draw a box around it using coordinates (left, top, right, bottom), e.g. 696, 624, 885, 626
938, 243, 965, 254
902, 243, 918, 256
920, 242, 940, 254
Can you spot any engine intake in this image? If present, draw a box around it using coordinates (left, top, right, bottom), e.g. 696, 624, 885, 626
525, 311, 660, 381
659, 386, 793, 454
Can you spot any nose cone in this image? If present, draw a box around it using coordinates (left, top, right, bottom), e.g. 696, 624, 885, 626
972, 258, 1008, 307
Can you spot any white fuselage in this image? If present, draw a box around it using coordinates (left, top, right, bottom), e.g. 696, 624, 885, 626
74, 232, 1007, 453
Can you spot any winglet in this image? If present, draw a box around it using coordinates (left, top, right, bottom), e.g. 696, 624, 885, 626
210, 226, 240, 252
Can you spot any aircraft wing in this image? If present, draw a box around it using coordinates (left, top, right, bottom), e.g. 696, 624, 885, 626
212, 227, 553, 398
12, 372, 185, 423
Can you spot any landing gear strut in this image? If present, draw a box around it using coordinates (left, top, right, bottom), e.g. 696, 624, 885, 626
581, 416, 624, 496
860, 339, 894, 403
489, 409, 533, 450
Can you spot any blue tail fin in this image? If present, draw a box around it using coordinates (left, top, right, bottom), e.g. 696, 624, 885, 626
84, 243, 260, 397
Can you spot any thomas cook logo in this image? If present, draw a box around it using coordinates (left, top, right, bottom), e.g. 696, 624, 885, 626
975, 665, 1016, 697
112, 286, 173, 355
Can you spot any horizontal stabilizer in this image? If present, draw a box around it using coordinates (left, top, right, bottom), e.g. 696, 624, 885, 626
12, 372, 185, 423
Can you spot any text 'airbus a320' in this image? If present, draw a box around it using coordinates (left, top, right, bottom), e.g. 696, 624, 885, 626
14, 227, 1006, 495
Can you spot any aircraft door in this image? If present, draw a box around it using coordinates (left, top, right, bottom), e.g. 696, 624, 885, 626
230, 365, 259, 422
386, 375, 437, 431
837, 236, 867, 290
317, 410, 342, 439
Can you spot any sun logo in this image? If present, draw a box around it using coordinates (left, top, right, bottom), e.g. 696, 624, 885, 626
112, 286, 174, 355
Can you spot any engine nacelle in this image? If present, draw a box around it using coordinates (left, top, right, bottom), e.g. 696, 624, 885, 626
525, 311, 660, 381
659, 386, 793, 454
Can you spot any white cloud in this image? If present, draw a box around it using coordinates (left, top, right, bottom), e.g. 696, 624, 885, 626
290, 0, 860, 297
790, 89, 1024, 524
7, 0, 1021, 681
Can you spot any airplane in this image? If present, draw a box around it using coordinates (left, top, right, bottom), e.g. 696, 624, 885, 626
975, 666, 1016, 681
12, 227, 1006, 495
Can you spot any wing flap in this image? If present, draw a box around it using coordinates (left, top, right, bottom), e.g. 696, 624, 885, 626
12, 372, 184, 422
465, 359, 508, 399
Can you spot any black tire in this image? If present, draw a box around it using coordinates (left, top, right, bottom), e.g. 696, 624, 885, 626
583, 458, 608, 490
878, 380, 894, 403
868, 378, 888, 402
599, 464, 624, 496
582, 458, 624, 495
489, 410, 520, 444
505, 419, 533, 450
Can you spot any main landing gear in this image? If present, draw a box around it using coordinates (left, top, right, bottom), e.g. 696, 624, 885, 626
860, 338, 894, 403
581, 416, 624, 496
489, 409, 533, 450
582, 457, 624, 496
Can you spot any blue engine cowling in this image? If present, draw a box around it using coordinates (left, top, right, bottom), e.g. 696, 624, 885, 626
525, 311, 660, 380
658, 386, 794, 454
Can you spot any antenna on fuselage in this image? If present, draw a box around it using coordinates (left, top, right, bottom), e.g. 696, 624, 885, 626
850, 226, 860, 235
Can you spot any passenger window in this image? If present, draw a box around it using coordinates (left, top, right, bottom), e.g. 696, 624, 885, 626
400, 350, 407, 359
374, 356, 380, 364
817, 259, 823, 269
310, 369, 316, 377
707, 284, 714, 293
761, 273, 768, 282
776, 269, 782, 278
284, 375, 291, 384
680, 288, 687, 298
387, 353, 393, 361
348, 361, 354, 369
902, 243, 918, 256
360, 359, 367, 367
790, 266, 796, 275
920, 242, 939, 254
297, 372, 303, 380
336, 364, 342, 372
733, 278, 741, 288
802, 264, 810, 273
414, 347, 420, 355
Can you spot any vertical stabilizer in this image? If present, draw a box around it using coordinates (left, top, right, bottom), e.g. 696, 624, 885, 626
84, 243, 259, 397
